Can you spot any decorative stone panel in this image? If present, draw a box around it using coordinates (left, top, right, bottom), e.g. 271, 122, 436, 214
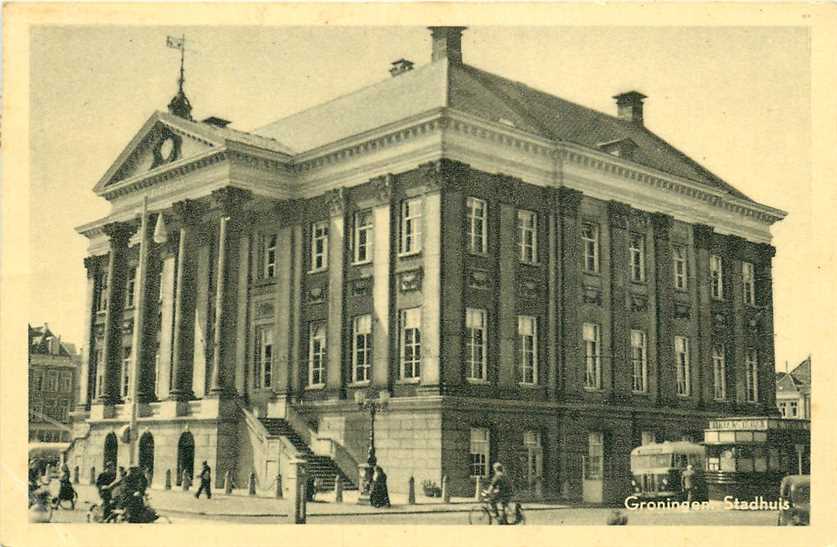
398, 269, 423, 293
582, 286, 602, 306
468, 269, 491, 290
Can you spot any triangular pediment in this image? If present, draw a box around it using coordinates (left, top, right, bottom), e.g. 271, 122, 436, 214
94, 112, 224, 193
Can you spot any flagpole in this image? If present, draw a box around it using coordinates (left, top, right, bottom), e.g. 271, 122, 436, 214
128, 196, 150, 466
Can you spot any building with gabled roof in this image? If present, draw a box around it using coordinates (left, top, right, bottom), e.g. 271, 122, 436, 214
776, 356, 811, 419
66, 27, 785, 504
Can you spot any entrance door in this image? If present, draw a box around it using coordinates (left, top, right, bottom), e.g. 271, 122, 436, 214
139, 432, 155, 479
524, 431, 543, 496
103, 432, 118, 470
582, 432, 604, 503
176, 432, 195, 486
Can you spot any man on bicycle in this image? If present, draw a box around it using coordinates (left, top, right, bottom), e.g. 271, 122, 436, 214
95, 462, 117, 520
487, 462, 513, 524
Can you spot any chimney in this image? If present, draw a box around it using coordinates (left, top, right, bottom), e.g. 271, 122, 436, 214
202, 116, 232, 128
389, 58, 415, 77
428, 26, 467, 64
613, 91, 647, 125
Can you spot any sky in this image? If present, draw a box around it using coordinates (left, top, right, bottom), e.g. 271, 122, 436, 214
28, 25, 811, 370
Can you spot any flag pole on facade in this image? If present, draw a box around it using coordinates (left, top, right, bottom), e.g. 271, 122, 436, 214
128, 196, 150, 466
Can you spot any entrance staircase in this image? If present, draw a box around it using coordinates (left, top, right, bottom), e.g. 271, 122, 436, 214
259, 417, 357, 491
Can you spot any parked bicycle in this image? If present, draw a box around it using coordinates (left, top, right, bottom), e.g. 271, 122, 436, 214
468, 490, 526, 525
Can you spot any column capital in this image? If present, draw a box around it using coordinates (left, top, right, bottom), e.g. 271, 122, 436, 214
210, 186, 252, 216
370, 173, 395, 204
756, 242, 776, 262
693, 223, 714, 250
275, 199, 304, 228
557, 186, 583, 217
726, 234, 747, 258
421, 158, 470, 192
171, 199, 207, 226
607, 200, 631, 230
102, 221, 137, 247
650, 212, 673, 241
326, 187, 347, 217
83, 255, 100, 274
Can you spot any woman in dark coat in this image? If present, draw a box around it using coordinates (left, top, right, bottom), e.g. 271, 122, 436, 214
57, 463, 76, 507
369, 466, 391, 508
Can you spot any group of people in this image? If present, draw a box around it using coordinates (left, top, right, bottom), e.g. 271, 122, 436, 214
95, 462, 156, 522
27, 461, 77, 510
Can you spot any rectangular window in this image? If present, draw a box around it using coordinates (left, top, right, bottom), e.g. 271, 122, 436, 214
94, 349, 104, 399
153, 349, 161, 396
95, 271, 108, 312
712, 345, 727, 400
307, 322, 326, 386
742, 261, 755, 305
710, 255, 724, 300
583, 323, 601, 389
629, 234, 645, 282
789, 401, 798, 417
352, 315, 372, 383
400, 308, 422, 379
32, 370, 43, 392
157, 268, 165, 303
582, 222, 600, 273
47, 370, 59, 392
58, 399, 70, 422
125, 266, 137, 308
400, 198, 422, 255
470, 428, 490, 478
673, 245, 688, 290
465, 309, 487, 381
746, 349, 759, 402
31, 402, 43, 422
675, 336, 691, 396
517, 209, 538, 264
518, 315, 538, 384
585, 432, 604, 480
466, 197, 488, 254
259, 233, 278, 279
778, 401, 787, 417
630, 330, 647, 393
121, 347, 132, 398
353, 210, 374, 264
310, 221, 329, 272
254, 325, 274, 388
60, 371, 72, 393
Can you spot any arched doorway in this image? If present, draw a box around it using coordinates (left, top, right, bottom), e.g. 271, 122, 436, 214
176, 432, 195, 486
139, 432, 155, 479
103, 432, 118, 471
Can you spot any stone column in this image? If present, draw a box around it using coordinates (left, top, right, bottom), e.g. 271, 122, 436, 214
651, 213, 674, 406
169, 200, 204, 401
693, 224, 714, 407
209, 186, 250, 398
77, 256, 99, 410
756, 243, 778, 412
234, 223, 251, 397
557, 187, 583, 398
546, 189, 560, 400
371, 176, 393, 391
156, 231, 178, 400
497, 202, 517, 388
274, 200, 302, 399
326, 188, 347, 396
98, 222, 136, 405
608, 201, 631, 402
727, 235, 747, 406
135, 216, 157, 404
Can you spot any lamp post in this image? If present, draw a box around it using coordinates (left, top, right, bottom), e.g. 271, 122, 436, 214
354, 389, 389, 504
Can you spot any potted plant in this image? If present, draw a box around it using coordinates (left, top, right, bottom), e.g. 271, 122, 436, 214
421, 479, 442, 497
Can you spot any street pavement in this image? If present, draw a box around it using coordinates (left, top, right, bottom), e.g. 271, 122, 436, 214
36, 480, 779, 526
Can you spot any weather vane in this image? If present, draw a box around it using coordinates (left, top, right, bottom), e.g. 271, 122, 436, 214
165, 34, 192, 119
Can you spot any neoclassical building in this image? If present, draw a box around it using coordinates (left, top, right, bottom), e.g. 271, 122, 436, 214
66, 27, 785, 502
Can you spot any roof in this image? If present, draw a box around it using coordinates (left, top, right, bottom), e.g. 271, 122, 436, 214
28, 324, 73, 357
254, 58, 754, 202
157, 111, 294, 156
789, 356, 811, 386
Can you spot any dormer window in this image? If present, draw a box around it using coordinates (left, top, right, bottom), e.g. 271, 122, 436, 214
597, 138, 638, 159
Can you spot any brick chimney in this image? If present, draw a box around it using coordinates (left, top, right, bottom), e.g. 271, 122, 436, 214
428, 26, 467, 64
613, 91, 647, 125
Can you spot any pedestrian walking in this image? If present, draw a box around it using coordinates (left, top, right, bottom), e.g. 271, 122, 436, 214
681, 464, 697, 506
370, 466, 391, 508
195, 461, 212, 499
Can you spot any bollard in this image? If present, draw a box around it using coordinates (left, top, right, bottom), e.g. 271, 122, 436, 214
90, 467, 96, 486
407, 476, 416, 505
287, 459, 307, 524
182, 470, 191, 491
334, 475, 343, 503
248, 471, 257, 496
275, 473, 283, 499
165, 469, 172, 490
225, 470, 233, 495
73, 466, 79, 484
441, 475, 450, 503
474, 477, 482, 500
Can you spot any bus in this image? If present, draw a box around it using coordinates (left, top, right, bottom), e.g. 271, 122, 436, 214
629, 441, 706, 501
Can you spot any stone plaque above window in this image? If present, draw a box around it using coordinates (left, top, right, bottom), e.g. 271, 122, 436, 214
631, 294, 648, 312
121, 318, 134, 333
256, 302, 274, 319
518, 278, 540, 299
712, 311, 726, 328
582, 286, 603, 306
307, 285, 328, 304
674, 302, 690, 320
399, 269, 423, 293
351, 277, 372, 297
468, 269, 491, 290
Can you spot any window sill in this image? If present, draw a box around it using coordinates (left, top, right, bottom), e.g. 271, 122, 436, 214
583, 386, 603, 392
348, 381, 371, 388
674, 287, 690, 294
713, 398, 728, 403
518, 382, 542, 388
583, 269, 601, 276
630, 279, 647, 286
351, 259, 373, 267
304, 383, 326, 391
398, 251, 422, 259
631, 390, 649, 396
252, 278, 278, 287
519, 260, 541, 267
308, 268, 328, 275
396, 378, 421, 385
676, 394, 691, 399
466, 378, 490, 385
468, 251, 490, 258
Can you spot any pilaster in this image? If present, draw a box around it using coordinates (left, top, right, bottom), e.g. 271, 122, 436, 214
557, 187, 582, 398
326, 188, 347, 397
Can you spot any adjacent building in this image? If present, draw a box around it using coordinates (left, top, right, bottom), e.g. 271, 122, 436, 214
776, 356, 811, 419
66, 27, 786, 503
29, 323, 80, 444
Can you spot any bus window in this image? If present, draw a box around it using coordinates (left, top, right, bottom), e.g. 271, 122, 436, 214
768, 448, 781, 471
720, 449, 736, 472
737, 447, 754, 472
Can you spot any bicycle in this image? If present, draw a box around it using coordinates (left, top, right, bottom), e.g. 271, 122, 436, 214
87, 493, 171, 524
468, 490, 526, 525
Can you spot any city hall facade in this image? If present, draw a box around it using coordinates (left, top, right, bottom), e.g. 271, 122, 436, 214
66, 27, 785, 503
